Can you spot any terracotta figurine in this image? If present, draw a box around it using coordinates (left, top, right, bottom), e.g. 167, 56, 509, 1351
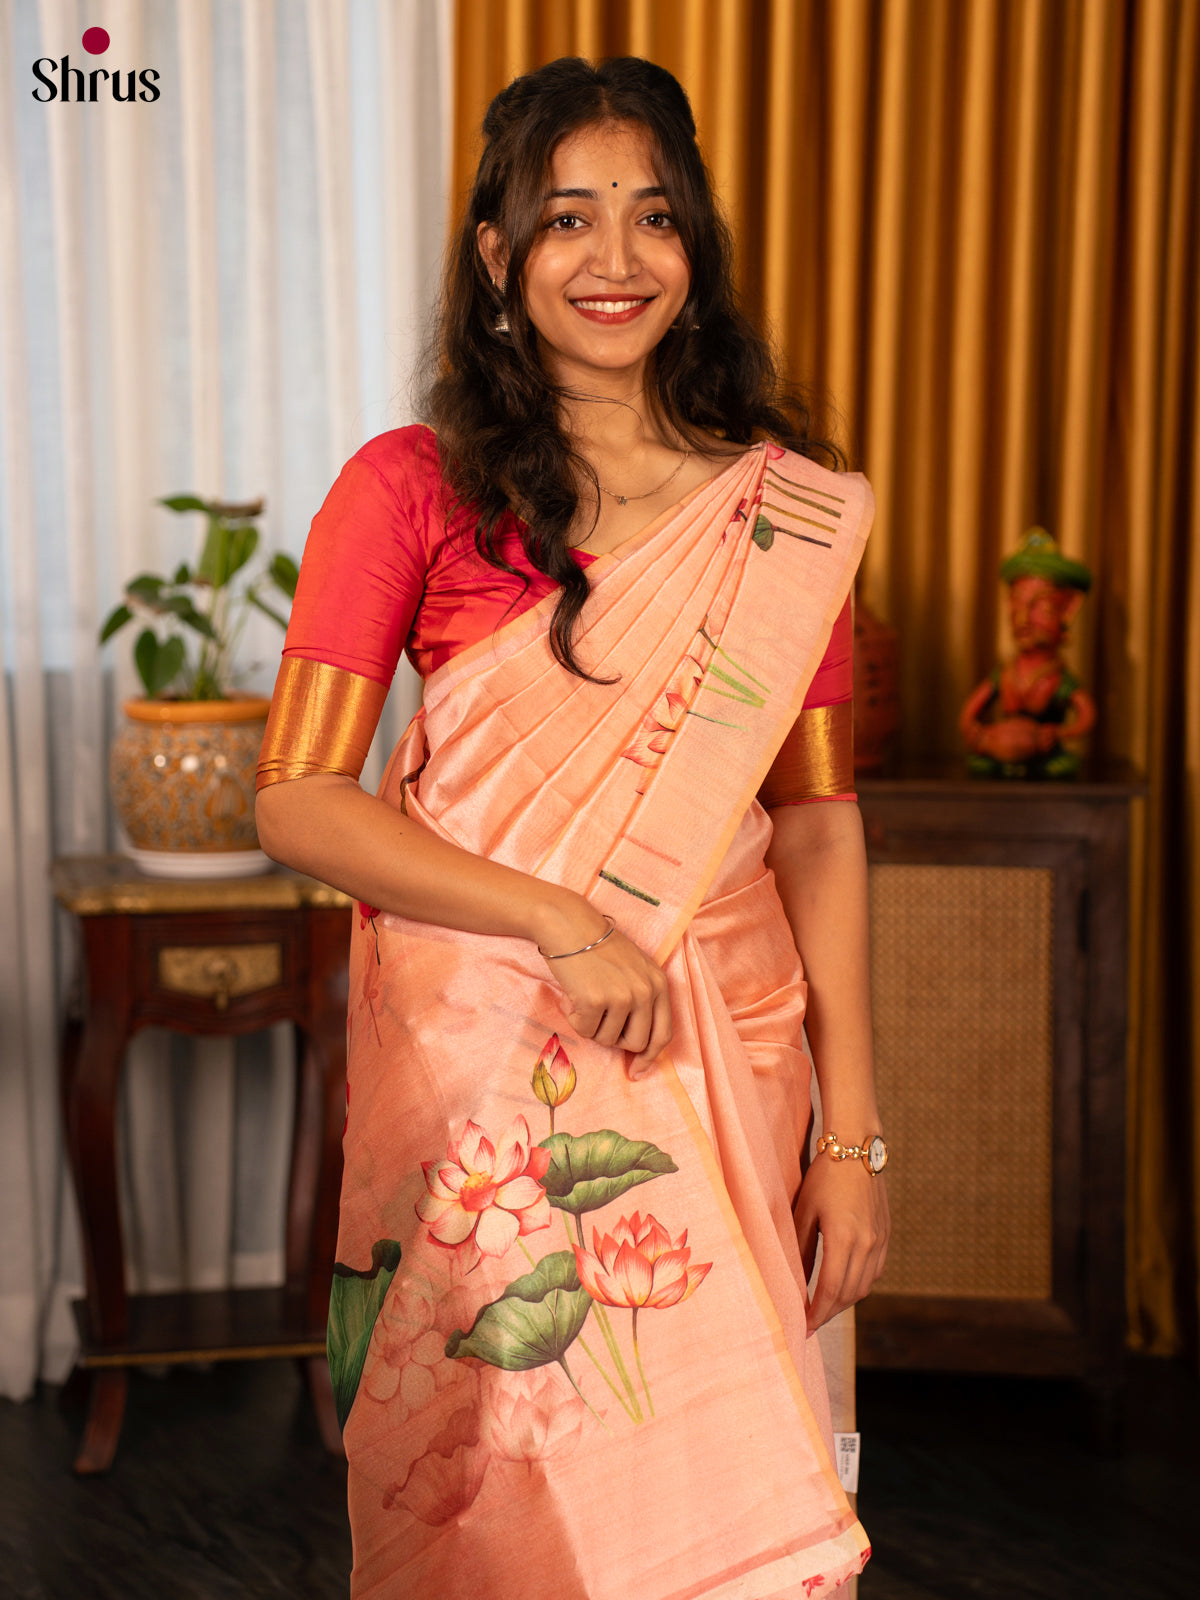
960, 527, 1096, 779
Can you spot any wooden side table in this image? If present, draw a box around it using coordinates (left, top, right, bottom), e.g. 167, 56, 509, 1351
52, 856, 353, 1473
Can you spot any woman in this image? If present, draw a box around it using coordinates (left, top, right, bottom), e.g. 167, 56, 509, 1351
257, 56, 888, 1600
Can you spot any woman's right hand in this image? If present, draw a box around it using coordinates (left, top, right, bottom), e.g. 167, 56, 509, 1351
534, 899, 672, 1077
258, 778, 672, 1071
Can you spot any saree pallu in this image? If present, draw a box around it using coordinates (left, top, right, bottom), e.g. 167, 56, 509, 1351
332, 443, 874, 1598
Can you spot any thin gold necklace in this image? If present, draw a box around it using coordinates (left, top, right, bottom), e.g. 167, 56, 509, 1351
596, 449, 691, 507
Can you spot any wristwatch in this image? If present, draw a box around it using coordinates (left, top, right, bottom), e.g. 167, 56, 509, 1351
816, 1131, 889, 1176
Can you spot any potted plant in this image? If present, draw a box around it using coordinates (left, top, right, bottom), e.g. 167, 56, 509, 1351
100, 495, 298, 877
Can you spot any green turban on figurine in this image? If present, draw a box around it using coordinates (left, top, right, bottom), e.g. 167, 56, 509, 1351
999, 527, 1092, 592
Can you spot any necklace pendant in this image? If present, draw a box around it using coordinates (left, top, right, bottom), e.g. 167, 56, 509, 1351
617, 495, 627, 506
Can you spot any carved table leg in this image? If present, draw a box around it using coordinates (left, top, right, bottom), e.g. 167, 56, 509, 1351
73, 1369, 129, 1475
285, 1016, 322, 1306
61, 915, 135, 1474
284, 907, 350, 1455
290, 908, 350, 1336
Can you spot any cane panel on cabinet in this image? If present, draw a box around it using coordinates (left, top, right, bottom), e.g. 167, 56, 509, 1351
854, 772, 1138, 1411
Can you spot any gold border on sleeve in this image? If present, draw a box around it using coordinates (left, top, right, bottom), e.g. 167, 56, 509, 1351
256, 657, 389, 789
758, 702, 854, 807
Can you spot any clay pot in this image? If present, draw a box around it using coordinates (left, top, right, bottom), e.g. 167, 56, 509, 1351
852, 598, 901, 773
109, 697, 271, 877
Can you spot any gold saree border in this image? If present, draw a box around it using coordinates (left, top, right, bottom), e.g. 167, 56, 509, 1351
256, 657, 388, 789
758, 702, 854, 807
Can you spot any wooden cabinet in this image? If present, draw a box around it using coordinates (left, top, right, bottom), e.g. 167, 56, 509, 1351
854, 772, 1140, 1413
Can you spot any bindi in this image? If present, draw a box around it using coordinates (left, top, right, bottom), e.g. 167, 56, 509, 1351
612, 181, 618, 187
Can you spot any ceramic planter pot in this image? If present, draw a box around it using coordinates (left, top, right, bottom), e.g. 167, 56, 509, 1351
109, 696, 272, 877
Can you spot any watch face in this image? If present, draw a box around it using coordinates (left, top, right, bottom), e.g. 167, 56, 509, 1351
866, 1136, 888, 1174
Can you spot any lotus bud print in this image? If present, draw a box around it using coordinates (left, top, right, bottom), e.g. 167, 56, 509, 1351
530, 1033, 577, 1133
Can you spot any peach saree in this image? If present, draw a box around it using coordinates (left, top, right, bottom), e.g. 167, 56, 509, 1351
331, 442, 874, 1598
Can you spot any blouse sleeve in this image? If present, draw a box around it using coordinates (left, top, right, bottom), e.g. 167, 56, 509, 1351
257, 432, 431, 790
757, 593, 856, 808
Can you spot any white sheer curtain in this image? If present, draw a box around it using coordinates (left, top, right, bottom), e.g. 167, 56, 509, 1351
0, 0, 452, 1400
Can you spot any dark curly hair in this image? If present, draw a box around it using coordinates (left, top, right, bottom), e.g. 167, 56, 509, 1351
423, 55, 842, 678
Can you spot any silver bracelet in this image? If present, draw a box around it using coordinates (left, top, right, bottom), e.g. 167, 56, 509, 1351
540, 914, 615, 960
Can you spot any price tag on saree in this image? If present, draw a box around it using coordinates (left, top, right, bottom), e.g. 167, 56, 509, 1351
834, 1431, 861, 1493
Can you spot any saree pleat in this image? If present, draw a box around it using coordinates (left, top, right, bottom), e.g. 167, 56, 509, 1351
336, 444, 873, 1597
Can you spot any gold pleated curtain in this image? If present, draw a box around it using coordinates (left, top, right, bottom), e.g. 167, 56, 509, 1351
452, 0, 1200, 1358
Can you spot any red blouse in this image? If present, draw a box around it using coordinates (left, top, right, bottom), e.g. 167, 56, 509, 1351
262, 426, 854, 802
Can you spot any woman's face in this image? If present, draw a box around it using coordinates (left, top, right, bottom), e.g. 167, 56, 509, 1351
487, 120, 691, 389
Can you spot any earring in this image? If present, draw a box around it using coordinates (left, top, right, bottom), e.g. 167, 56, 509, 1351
670, 317, 701, 332
493, 277, 509, 335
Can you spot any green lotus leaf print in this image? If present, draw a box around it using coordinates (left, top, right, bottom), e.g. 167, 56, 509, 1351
537, 1129, 678, 1217
752, 514, 775, 551
445, 1250, 592, 1371
328, 1238, 402, 1428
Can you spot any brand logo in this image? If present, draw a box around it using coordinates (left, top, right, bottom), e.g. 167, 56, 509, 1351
32, 26, 160, 103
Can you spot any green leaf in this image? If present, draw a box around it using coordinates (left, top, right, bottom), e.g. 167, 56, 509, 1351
269, 552, 299, 599
752, 514, 775, 551
126, 573, 165, 601
224, 523, 259, 581
327, 1239, 402, 1430
705, 664, 765, 706
158, 494, 212, 515
181, 610, 217, 639
99, 603, 133, 643
445, 1252, 591, 1371
196, 516, 229, 586
537, 1130, 678, 1217
247, 590, 290, 630
133, 629, 157, 693
152, 635, 185, 695
134, 630, 185, 697
173, 562, 192, 584
162, 595, 217, 638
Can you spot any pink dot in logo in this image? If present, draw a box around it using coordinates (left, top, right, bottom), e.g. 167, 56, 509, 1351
81, 27, 110, 54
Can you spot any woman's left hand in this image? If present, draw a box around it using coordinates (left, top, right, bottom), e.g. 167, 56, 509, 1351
793, 1157, 890, 1332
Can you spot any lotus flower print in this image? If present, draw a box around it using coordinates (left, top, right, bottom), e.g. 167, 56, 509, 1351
573, 1210, 712, 1310
486, 1368, 586, 1463
573, 1211, 713, 1420
621, 711, 674, 776
417, 1116, 552, 1273
363, 1275, 476, 1413
663, 654, 706, 718
621, 653, 708, 791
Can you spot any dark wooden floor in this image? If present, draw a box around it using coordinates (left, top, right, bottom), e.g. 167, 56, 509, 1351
1, 1356, 1194, 1598
856, 1363, 1195, 1598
